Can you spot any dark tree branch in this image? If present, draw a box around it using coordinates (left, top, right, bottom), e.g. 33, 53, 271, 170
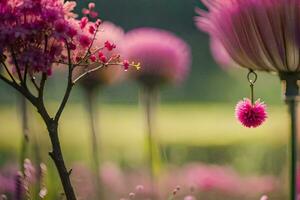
10, 48, 23, 85
1, 61, 17, 84
55, 42, 74, 122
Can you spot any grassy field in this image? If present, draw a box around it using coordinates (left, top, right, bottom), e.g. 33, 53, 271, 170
0, 103, 290, 161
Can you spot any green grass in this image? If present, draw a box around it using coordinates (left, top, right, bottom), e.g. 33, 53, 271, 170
0, 103, 289, 159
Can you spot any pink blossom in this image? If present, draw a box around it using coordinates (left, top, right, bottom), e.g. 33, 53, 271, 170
121, 28, 191, 87
105, 41, 116, 51
79, 35, 91, 48
235, 98, 267, 128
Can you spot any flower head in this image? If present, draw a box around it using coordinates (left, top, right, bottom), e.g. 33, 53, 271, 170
235, 98, 267, 128
196, 0, 300, 72
122, 28, 191, 88
209, 38, 236, 69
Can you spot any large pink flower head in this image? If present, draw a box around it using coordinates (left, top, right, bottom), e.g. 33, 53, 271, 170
209, 38, 235, 69
74, 21, 125, 90
195, 0, 300, 72
122, 28, 191, 88
235, 98, 267, 128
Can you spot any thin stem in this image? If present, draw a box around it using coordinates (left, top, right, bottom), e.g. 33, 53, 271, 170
85, 89, 103, 200
288, 99, 297, 200
1, 61, 17, 84
55, 42, 74, 122
72, 64, 104, 84
19, 95, 29, 175
142, 86, 160, 196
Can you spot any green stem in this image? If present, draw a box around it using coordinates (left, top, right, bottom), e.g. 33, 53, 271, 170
85, 89, 103, 200
19, 95, 29, 175
142, 87, 160, 194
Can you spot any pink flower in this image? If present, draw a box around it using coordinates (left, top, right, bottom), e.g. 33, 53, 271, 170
235, 98, 267, 128
54, 19, 67, 33
80, 17, 89, 29
89, 55, 96, 62
105, 41, 116, 51
121, 28, 191, 88
209, 38, 236, 69
82, 2, 98, 18
123, 60, 130, 71
79, 35, 91, 48
195, 0, 300, 72
260, 195, 269, 200
89, 25, 96, 35
184, 195, 196, 200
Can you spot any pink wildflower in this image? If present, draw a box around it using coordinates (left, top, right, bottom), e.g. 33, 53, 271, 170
79, 35, 91, 48
235, 98, 267, 128
105, 41, 116, 51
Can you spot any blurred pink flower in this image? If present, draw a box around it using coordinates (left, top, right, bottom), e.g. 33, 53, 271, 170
195, 0, 300, 72
162, 163, 277, 197
122, 28, 191, 88
235, 98, 267, 128
209, 38, 236, 69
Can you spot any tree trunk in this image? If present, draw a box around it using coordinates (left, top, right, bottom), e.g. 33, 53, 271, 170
47, 120, 77, 200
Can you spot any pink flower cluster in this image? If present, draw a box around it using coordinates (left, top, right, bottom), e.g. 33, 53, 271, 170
0, 0, 132, 78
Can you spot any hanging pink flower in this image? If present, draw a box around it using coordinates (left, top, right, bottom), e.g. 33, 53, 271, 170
235, 98, 267, 128
121, 28, 191, 88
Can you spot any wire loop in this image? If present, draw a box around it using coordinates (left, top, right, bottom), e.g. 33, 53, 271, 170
247, 70, 257, 85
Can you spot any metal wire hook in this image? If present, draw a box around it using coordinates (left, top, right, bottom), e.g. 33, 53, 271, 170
247, 70, 257, 104
247, 70, 257, 85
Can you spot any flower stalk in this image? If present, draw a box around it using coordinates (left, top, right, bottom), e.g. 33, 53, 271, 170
280, 73, 300, 200
142, 86, 161, 193
84, 88, 104, 200
19, 96, 29, 175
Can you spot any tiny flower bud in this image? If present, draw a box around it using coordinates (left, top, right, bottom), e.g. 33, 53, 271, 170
89, 25, 96, 34
82, 8, 90, 15
129, 193, 135, 199
80, 17, 88, 29
67, 27, 77, 38
90, 55, 97, 62
88, 3, 95, 9
79, 35, 91, 47
69, 43, 76, 50
100, 55, 107, 63
123, 60, 130, 71
105, 41, 116, 51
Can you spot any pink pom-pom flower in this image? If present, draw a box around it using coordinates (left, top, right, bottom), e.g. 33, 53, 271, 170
235, 98, 267, 128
